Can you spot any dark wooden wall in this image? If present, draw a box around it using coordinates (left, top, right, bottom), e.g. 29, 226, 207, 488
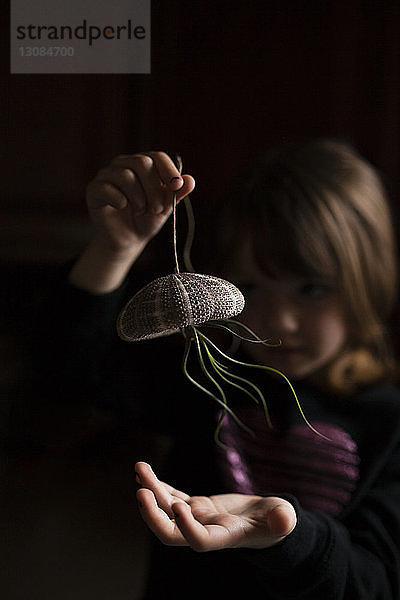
2, 4, 400, 597
3, 0, 400, 349
3, 1, 400, 259
2, 0, 400, 383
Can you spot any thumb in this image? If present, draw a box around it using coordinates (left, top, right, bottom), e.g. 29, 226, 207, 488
267, 500, 297, 538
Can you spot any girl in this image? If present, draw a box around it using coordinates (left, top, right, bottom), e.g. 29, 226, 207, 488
52, 141, 400, 598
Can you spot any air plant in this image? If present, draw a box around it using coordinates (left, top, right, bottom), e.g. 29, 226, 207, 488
117, 158, 323, 446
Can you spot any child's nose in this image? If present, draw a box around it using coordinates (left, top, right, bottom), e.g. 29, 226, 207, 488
270, 302, 300, 335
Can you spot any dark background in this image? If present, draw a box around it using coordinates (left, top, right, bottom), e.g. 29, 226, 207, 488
2, 2, 400, 599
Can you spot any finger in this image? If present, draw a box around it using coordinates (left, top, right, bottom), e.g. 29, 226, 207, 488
111, 155, 167, 214
112, 152, 186, 213
88, 168, 148, 215
102, 167, 147, 214
145, 151, 186, 189
120, 153, 196, 201
175, 174, 196, 201
137, 488, 188, 546
267, 501, 297, 538
171, 501, 233, 552
86, 179, 130, 211
110, 154, 195, 214
135, 462, 190, 516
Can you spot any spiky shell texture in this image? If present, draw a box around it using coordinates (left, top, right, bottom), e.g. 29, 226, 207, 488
117, 272, 245, 341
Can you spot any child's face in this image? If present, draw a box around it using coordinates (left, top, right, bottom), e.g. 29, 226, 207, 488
227, 243, 350, 381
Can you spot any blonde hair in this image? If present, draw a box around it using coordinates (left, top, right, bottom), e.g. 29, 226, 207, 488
208, 139, 398, 395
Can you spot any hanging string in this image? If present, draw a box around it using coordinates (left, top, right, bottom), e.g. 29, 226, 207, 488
183, 195, 195, 272
172, 154, 196, 274
172, 156, 182, 274
119, 154, 325, 443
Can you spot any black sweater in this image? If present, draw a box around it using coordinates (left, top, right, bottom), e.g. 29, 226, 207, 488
35, 276, 400, 599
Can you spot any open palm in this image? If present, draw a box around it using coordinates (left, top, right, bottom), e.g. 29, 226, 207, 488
135, 462, 296, 552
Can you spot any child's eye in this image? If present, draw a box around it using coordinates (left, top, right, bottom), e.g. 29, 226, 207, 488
300, 283, 331, 299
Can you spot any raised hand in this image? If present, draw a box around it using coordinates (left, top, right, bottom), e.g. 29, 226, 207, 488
135, 461, 297, 552
69, 152, 195, 293
86, 152, 195, 255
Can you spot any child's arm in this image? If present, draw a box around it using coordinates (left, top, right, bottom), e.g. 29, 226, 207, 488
135, 446, 400, 598
135, 462, 296, 550
69, 152, 195, 294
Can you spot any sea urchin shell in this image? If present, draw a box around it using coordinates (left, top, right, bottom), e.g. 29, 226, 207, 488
117, 272, 245, 341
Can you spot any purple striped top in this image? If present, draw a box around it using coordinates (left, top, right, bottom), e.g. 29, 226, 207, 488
217, 407, 360, 516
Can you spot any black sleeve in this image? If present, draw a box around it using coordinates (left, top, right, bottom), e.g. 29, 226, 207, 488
32, 265, 127, 404
240, 432, 400, 598
32, 265, 185, 430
